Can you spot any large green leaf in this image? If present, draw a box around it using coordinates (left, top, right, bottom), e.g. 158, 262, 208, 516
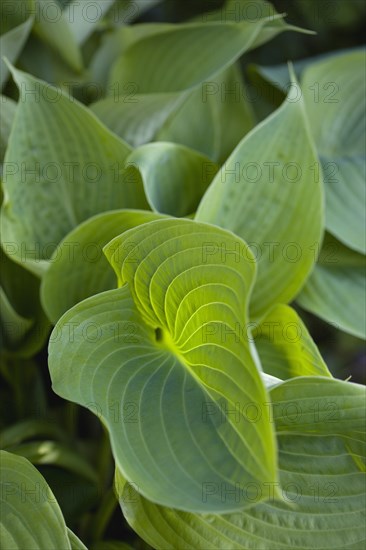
126, 142, 218, 216
156, 64, 255, 163
301, 50, 366, 254
41, 210, 163, 324
49, 218, 280, 513
0, 17, 33, 89
0, 450, 85, 549
91, 92, 187, 148
196, 80, 324, 320
253, 304, 332, 380
297, 234, 366, 339
118, 377, 366, 549
201, 0, 312, 49
109, 18, 270, 94
1, 67, 148, 276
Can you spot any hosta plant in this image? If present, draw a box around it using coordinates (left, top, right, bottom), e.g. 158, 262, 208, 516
0, 1, 365, 549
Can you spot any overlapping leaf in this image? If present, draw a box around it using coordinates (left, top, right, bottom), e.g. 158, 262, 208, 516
253, 304, 332, 379
301, 50, 366, 254
297, 233, 366, 339
118, 377, 366, 549
0, 450, 86, 549
1, 67, 148, 276
41, 210, 163, 324
156, 64, 255, 163
196, 79, 324, 319
108, 18, 268, 94
0, 17, 33, 89
49, 219, 280, 513
126, 143, 218, 216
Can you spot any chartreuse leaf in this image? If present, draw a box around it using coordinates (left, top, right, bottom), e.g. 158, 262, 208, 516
0, 450, 85, 549
297, 233, 366, 339
49, 219, 280, 513
253, 304, 332, 380
0, 17, 33, 89
7, 441, 98, 483
117, 377, 366, 549
91, 92, 187, 148
201, 0, 313, 49
1, 67, 148, 276
41, 210, 164, 324
156, 64, 255, 163
301, 50, 366, 254
109, 18, 269, 94
126, 143, 218, 216
196, 80, 324, 320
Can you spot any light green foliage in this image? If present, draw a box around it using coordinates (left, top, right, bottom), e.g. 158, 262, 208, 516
49, 219, 279, 513
0, 1, 364, 548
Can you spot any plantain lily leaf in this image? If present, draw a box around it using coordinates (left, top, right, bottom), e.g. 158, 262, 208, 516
91, 92, 187, 148
196, 78, 324, 320
0, 17, 33, 89
1, 66, 148, 276
201, 0, 313, 49
109, 18, 270, 94
297, 233, 366, 339
49, 218, 280, 513
126, 142, 219, 216
91, 23, 172, 91
253, 304, 332, 379
117, 377, 366, 549
0, 450, 85, 549
301, 50, 366, 254
41, 210, 164, 324
156, 64, 255, 163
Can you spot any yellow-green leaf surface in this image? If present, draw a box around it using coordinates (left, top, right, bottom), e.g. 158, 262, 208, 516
0, 17, 33, 89
126, 143, 218, 216
91, 92, 187, 148
118, 377, 366, 549
1, 67, 148, 276
156, 64, 255, 163
49, 219, 280, 513
41, 210, 163, 324
297, 234, 366, 339
109, 19, 269, 94
0, 450, 85, 549
253, 304, 332, 380
196, 82, 324, 320
301, 50, 366, 253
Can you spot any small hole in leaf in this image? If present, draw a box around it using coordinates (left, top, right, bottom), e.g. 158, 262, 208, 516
155, 327, 163, 342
